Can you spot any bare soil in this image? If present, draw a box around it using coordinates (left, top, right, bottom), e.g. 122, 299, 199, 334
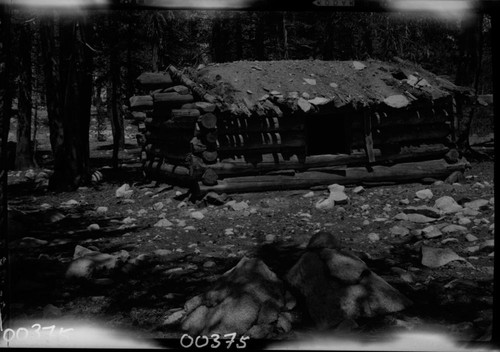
5, 113, 494, 347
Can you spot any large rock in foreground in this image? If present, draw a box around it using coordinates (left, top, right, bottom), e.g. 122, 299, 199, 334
174, 257, 295, 338
286, 232, 412, 329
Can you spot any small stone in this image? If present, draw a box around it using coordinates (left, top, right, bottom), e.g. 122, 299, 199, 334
466, 246, 480, 253
389, 225, 409, 238
61, 199, 79, 207
265, 234, 276, 242
203, 261, 216, 269
177, 201, 187, 208
416, 189, 433, 200
442, 224, 468, 234
465, 234, 478, 242
463, 208, 479, 217
362, 220, 370, 226
464, 199, 489, 211
40, 203, 52, 210
303, 191, 315, 198
87, 223, 100, 231
96, 206, 108, 214
353, 186, 365, 194
406, 213, 436, 223
122, 216, 136, 224
394, 213, 409, 221
367, 233, 380, 242
154, 249, 172, 256
361, 204, 370, 211
184, 226, 196, 231
153, 202, 164, 211
434, 196, 463, 214
489, 197, 494, 205
441, 238, 459, 244
163, 310, 185, 325
154, 219, 173, 227
116, 184, 133, 198
224, 228, 235, 235
421, 225, 442, 239
190, 211, 205, 220
473, 182, 486, 189
400, 199, 410, 205
458, 218, 472, 226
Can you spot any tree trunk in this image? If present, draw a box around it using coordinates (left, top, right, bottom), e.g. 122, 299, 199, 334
39, 15, 64, 164
282, 12, 289, 60
253, 13, 265, 60
455, 14, 484, 151
41, 14, 94, 190
0, 3, 13, 325
108, 14, 124, 168
15, 21, 36, 170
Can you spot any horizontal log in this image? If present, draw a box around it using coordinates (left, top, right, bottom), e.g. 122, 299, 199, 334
163, 85, 191, 95
136, 72, 174, 90
145, 117, 198, 131
172, 109, 201, 120
153, 92, 195, 110
145, 146, 191, 162
198, 158, 470, 195
207, 143, 449, 177
167, 65, 217, 103
129, 95, 153, 110
145, 131, 194, 144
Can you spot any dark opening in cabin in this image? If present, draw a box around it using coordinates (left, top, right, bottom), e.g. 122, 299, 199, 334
306, 112, 351, 156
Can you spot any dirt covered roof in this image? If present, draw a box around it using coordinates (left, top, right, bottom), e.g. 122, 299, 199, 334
189, 58, 469, 114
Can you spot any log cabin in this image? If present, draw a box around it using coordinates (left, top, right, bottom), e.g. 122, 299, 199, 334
126, 59, 472, 195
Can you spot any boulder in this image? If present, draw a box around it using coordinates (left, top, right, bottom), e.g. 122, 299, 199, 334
434, 196, 463, 214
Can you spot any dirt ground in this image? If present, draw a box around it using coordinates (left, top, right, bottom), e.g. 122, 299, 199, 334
4, 115, 495, 348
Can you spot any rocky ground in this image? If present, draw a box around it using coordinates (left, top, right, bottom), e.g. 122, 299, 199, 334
4, 117, 495, 348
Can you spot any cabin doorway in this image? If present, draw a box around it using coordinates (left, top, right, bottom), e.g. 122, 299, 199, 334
305, 113, 351, 155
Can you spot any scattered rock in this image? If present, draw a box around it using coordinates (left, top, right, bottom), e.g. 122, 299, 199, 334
87, 223, 100, 231
421, 246, 469, 268
352, 61, 367, 70
390, 226, 409, 237
445, 171, 465, 184
205, 192, 226, 205
154, 249, 173, 256
383, 94, 409, 108
441, 238, 459, 244
164, 310, 186, 325
203, 261, 216, 269
40, 203, 52, 210
154, 219, 173, 227
96, 206, 108, 214
367, 233, 380, 242
399, 199, 410, 205
190, 211, 205, 220
303, 78, 316, 85
421, 225, 442, 239
464, 199, 489, 211
73, 245, 96, 260
297, 98, 312, 113
180, 257, 288, 337
265, 234, 276, 242
415, 189, 433, 200
463, 208, 479, 217
116, 184, 133, 198
458, 217, 471, 226
303, 191, 315, 198
286, 232, 411, 328
227, 201, 249, 211
353, 186, 365, 194
406, 213, 436, 223
308, 97, 330, 106
465, 234, 478, 242
122, 216, 136, 224
434, 196, 462, 214
394, 213, 409, 221
153, 202, 164, 211
404, 205, 441, 218
441, 224, 468, 234
61, 199, 79, 207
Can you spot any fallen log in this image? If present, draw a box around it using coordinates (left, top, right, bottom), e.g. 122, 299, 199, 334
197, 158, 470, 195
167, 65, 217, 103
145, 117, 198, 130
